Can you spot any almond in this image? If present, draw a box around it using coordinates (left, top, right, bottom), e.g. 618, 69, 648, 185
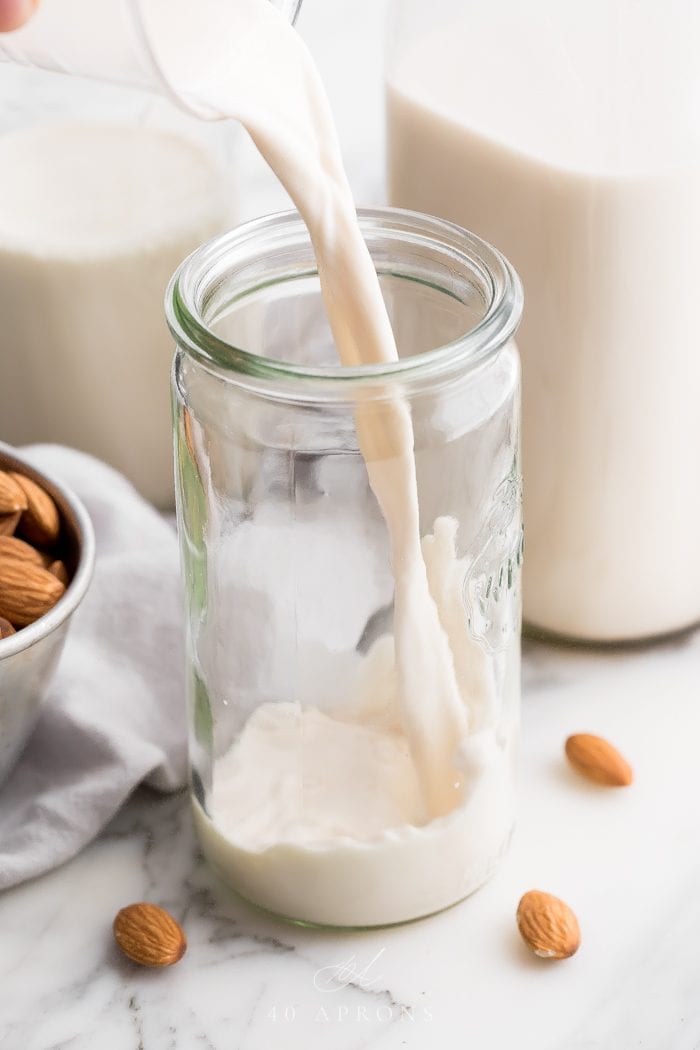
0, 511, 21, 537
0, 535, 52, 568
0, 559, 65, 628
517, 890, 580, 960
0, 616, 15, 639
48, 560, 70, 587
11, 472, 60, 547
565, 733, 633, 787
113, 903, 187, 968
0, 471, 28, 515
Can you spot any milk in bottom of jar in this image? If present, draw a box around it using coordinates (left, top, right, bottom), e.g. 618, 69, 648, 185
158, 0, 517, 923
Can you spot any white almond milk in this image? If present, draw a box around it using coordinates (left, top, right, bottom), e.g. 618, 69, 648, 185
151, 0, 516, 924
193, 517, 518, 926
387, 0, 700, 641
0, 121, 230, 507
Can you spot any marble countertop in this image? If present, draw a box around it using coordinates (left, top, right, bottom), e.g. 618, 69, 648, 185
3, 632, 700, 1049
2, 2, 700, 1047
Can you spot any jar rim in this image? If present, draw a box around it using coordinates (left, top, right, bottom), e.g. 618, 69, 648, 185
165, 206, 523, 394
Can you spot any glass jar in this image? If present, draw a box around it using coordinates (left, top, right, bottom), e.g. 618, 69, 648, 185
0, 0, 300, 509
386, 0, 700, 643
0, 63, 234, 509
167, 207, 523, 928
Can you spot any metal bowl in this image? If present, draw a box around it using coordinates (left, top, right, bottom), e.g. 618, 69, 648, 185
0, 442, 95, 785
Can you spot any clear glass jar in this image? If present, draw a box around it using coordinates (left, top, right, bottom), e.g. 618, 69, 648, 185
386, 0, 700, 643
167, 207, 523, 928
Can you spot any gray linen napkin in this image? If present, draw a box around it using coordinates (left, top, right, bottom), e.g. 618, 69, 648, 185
0, 445, 187, 889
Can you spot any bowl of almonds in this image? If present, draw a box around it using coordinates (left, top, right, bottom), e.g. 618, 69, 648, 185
0, 442, 94, 785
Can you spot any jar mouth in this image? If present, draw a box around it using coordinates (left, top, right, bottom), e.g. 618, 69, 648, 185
166, 207, 523, 394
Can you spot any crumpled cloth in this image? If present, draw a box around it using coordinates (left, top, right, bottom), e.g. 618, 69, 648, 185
0, 445, 187, 889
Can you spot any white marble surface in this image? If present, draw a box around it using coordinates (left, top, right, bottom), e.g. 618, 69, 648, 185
2, 2, 700, 1048
2, 632, 700, 1049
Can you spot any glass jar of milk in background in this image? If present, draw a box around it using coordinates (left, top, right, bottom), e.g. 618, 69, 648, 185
386, 0, 700, 643
168, 208, 523, 927
0, 68, 234, 507
0, 0, 302, 508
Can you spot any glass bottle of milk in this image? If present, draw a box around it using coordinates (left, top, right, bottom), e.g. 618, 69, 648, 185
386, 0, 700, 644
0, 0, 300, 508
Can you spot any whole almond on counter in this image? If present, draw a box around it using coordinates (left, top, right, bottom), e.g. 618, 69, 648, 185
113, 903, 187, 968
0, 616, 15, 639
11, 472, 60, 547
0, 511, 21, 537
0, 559, 65, 628
0, 535, 52, 568
517, 890, 580, 960
565, 733, 633, 787
0, 471, 28, 515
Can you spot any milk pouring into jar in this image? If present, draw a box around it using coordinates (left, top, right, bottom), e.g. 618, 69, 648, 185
2, 0, 520, 925
155, 0, 519, 925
